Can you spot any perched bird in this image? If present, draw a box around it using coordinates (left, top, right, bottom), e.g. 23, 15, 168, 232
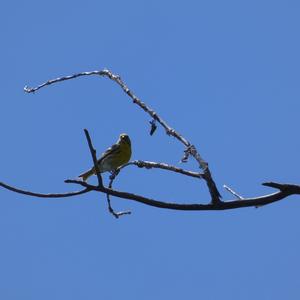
78, 133, 132, 181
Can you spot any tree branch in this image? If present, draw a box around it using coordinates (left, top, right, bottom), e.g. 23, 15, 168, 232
3, 178, 298, 210
57, 180, 300, 210
24, 69, 222, 203
83, 129, 103, 187
106, 180, 132, 219
104, 159, 203, 217
0, 70, 295, 214
0, 181, 90, 198
223, 184, 244, 200
123, 160, 204, 179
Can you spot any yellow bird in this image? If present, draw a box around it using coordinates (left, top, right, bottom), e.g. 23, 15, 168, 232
79, 133, 132, 181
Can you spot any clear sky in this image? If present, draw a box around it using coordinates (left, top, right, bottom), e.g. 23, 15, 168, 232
1, 0, 300, 299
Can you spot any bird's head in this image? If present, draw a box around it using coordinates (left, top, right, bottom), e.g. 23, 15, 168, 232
119, 133, 131, 146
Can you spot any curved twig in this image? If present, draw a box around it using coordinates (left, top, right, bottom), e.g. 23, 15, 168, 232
106, 194, 132, 219
24, 71, 103, 93
0, 181, 90, 198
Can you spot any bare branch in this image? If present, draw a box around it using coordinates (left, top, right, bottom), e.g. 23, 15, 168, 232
262, 182, 300, 193
24, 69, 222, 203
1, 164, 299, 211
3, 70, 294, 214
64, 179, 91, 187
0, 181, 90, 198
24, 71, 104, 93
106, 193, 132, 219
103, 169, 131, 218
28, 179, 300, 210
100, 70, 222, 203
83, 129, 103, 187
104, 159, 203, 216
223, 184, 244, 200
125, 160, 204, 178
61, 179, 133, 217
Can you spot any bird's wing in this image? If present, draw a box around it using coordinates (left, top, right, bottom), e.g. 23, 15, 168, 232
97, 143, 121, 163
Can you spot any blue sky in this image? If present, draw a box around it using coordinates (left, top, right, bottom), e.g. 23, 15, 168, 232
1, 0, 300, 299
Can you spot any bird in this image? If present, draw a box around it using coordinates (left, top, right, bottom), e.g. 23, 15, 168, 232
78, 133, 132, 181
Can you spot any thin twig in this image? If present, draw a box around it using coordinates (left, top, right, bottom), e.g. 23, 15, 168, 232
223, 184, 244, 200
83, 129, 103, 187
105, 170, 132, 218
24, 71, 103, 93
106, 194, 132, 219
0, 181, 90, 198
126, 160, 204, 178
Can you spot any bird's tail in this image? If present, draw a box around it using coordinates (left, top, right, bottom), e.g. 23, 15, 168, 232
78, 168, 95, 182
